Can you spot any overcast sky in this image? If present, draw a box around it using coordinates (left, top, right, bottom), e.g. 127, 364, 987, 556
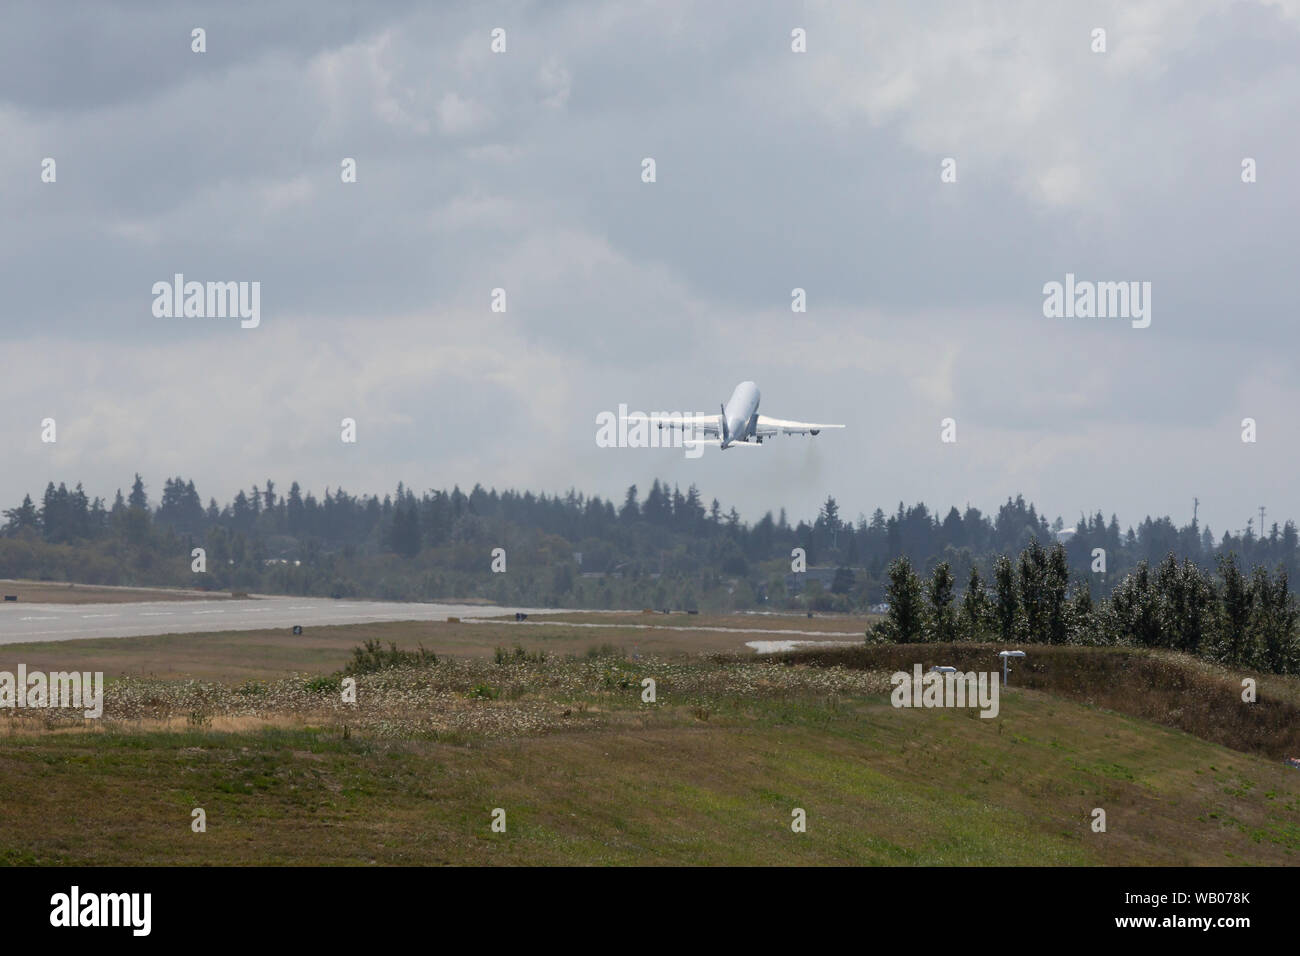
3, 1, 1299, 537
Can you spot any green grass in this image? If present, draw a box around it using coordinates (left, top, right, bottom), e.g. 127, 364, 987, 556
772, 643, 1300, 759
1, 684, 1296, 866
3, 627, 1298, 865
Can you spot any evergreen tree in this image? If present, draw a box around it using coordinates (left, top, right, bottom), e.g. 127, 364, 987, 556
391, 504, 421, 558
1068, 581, 1097, 644
876, 557, 924, 643
620, 485, 639, 522
1250, 567, 1300, 673
959, 566, 991, 641
128, 474, 148, 511
1044, 543, 1071, 645
927, 561, 956, 642
1154, 553, 1213, 654
1217, 553, 1253, 664
2, 494, 39, 534
831, 566, 855, 595
993, 555, 1018, 642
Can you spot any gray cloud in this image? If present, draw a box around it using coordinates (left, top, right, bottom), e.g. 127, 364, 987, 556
3, 0, 1299, 538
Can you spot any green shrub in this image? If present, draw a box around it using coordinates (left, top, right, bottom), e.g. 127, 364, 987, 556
340, 639, 437, 676
494, 644, 546, 665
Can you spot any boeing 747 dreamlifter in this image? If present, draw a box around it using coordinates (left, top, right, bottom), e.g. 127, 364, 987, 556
622, 381, 844, 450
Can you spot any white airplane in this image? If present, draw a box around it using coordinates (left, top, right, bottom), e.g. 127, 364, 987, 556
623, 381, 844, 450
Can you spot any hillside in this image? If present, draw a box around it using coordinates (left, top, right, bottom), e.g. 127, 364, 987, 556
0, 620, 1295, 865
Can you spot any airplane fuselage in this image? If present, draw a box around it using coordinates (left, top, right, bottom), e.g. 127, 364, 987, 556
620, 379, 838, 450
721, 380, 761, 447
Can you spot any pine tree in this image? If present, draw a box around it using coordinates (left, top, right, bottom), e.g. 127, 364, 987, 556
1217, 553, 1252, 664
620, 485, 639, 522
1044, 544, 1071, 645
993, 555, 1018, 642
876, 557, 924, 643
1251, 567, 1300, 673
960, 566, 991, 641
1068, 582, 1097, 644
128, 474, 148, 511
2, 494, 39, 533
927, 561, 956, 642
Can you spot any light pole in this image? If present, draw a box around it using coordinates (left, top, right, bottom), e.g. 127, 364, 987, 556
998, 650, 1026, 687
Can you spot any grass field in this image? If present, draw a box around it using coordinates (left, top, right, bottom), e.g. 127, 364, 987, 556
0, 616, 861, 681
0, 579, 228, 604
516, 610, 882, 634
2, 682, 1296, 865
4, 621, 494, 681
0, 615, 1297, 866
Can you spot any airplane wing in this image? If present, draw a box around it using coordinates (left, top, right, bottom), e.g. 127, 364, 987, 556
621, 412, 722, 437
755, 415, 845, 437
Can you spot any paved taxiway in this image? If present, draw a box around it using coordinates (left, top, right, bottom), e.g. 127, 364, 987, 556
0, 596, 561, 645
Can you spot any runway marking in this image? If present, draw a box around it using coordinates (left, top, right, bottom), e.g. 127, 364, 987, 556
140, 612, 174, 617
191, 610, 226, 615
20, 616, 59, 621
80, 614, 119, 619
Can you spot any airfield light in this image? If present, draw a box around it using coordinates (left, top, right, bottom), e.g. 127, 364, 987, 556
998, 650, 1026, 687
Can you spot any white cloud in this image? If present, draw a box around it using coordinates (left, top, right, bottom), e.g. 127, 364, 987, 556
1, 0, 1298, 538
435, 91, 490, 136
537, 58, 572, 109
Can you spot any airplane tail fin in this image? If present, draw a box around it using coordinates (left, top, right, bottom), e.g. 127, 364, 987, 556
720, 403, 729, 444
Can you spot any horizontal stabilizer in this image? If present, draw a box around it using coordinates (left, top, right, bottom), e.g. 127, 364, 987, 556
682, 439, 764, 449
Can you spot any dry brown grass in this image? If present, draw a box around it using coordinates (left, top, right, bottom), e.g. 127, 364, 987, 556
4, 618, 811, 682
1, 654, 890, 740
516, 610, 880, 634
0, 579, 226, 604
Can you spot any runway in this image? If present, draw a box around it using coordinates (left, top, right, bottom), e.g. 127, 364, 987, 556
0, 595, 563, 645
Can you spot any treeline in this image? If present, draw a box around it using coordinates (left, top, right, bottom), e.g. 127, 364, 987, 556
874, 542, 1300, 675
1, 474, 1297, 614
